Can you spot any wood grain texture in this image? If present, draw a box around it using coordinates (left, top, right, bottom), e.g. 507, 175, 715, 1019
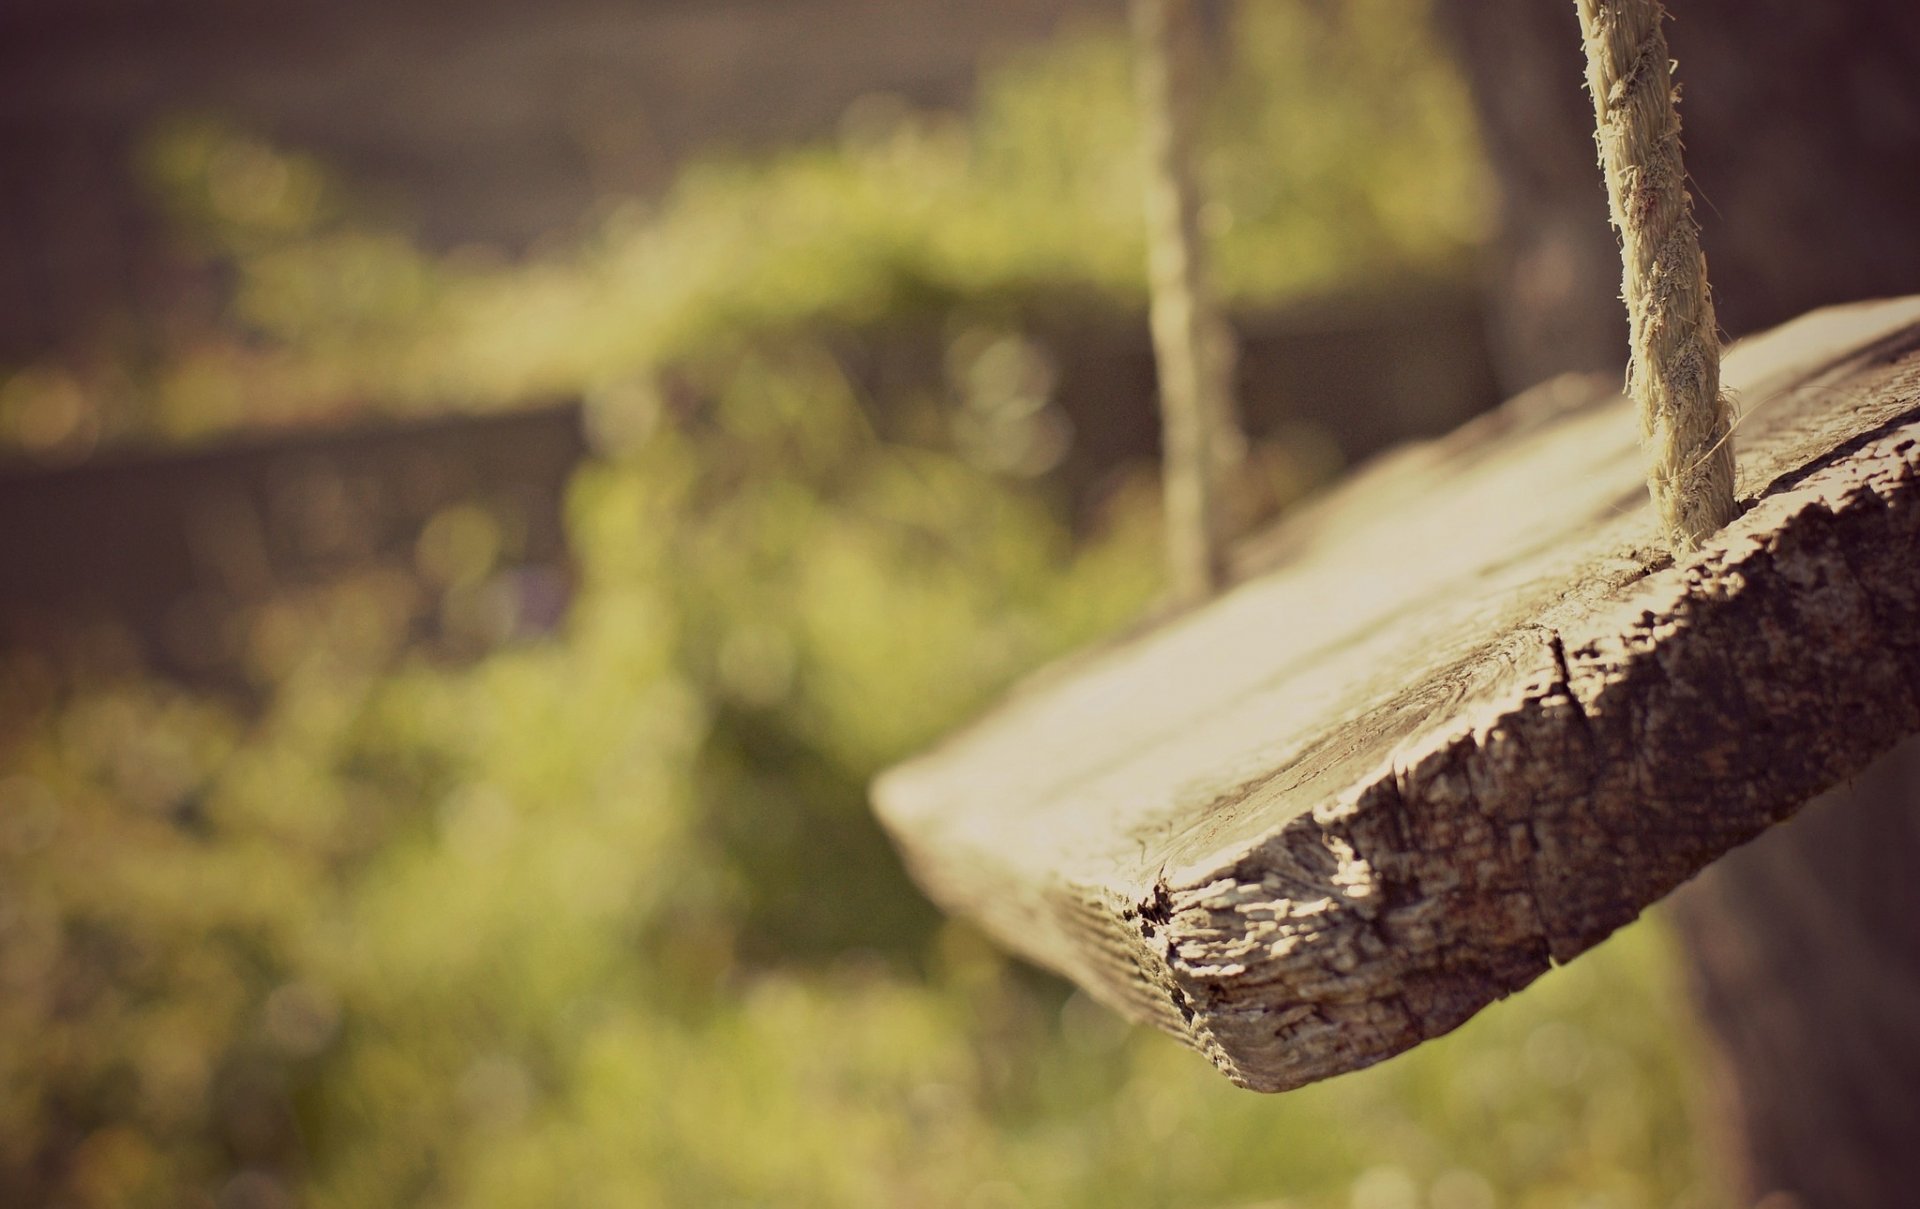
873, 297, 1920, 1092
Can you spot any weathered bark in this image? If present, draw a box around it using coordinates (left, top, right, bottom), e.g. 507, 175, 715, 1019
877, 299, 1920, 1092
1430, 2, 1920, 1201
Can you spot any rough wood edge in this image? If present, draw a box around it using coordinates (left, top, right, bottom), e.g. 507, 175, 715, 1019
1112, 406, 1920, 1091
877, 307, 1920, 1092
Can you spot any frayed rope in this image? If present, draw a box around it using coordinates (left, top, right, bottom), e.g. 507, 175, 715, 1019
1577, 0, 1737, 551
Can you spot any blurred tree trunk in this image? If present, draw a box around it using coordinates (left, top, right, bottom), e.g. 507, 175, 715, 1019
1430, 1, 1920, 1204
1669, 744, 1920, 1207
1433, 0, 1920, 388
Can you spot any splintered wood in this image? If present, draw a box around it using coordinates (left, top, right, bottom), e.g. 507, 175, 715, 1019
873, 298, 1920, 1092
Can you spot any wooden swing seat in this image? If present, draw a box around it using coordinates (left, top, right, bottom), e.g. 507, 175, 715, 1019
874, 296, 1920, 1091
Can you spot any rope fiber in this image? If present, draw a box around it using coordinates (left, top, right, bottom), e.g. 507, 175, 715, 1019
1576, 0, 1737, 551
1134, 0, 1245, 601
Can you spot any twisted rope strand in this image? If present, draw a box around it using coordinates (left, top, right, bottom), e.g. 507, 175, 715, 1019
1135, 0, 1245, 600
1577, 0, 1737, 551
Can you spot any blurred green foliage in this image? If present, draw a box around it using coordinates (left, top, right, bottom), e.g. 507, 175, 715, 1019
5, 0, 1485, 457
0, 4, 1726, 1207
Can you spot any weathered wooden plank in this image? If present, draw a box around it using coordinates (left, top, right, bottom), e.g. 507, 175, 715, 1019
873, 297, 1920, 1092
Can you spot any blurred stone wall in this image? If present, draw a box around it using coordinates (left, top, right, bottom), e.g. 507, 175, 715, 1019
0, 0, 1115, 360
0, 404, 587, 686
0, 284, 1498, 684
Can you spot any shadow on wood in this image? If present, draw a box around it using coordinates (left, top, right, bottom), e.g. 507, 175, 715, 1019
874, 296, 1920, 1092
